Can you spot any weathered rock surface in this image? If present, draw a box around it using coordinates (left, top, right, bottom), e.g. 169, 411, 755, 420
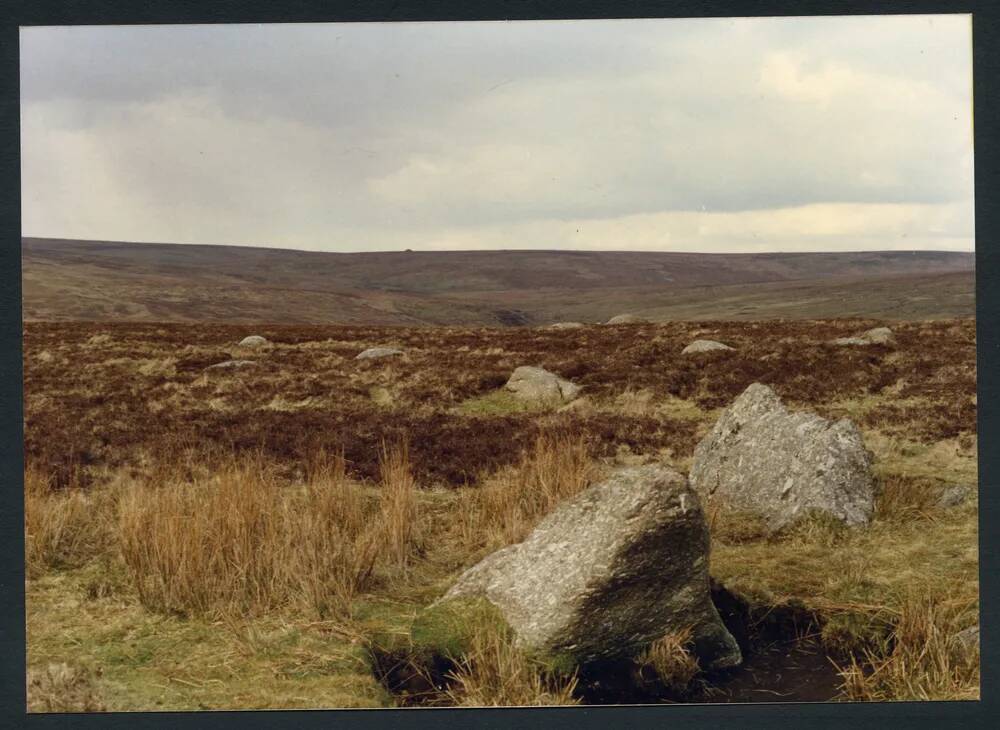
606, 314, 648, 325
830, 336, 871, 346
939, 484, 975, 509
238, 335, 269, 347
431, 465, 742, 670
689, 383, 877, 532
830, 326, 896, 347
205, 359, 256, 371
504, 366, 581, 404
953, 625, 980, 653
356, 347, 404, 360
861, 327, 896, 345
547, 322, 585, 330
682, 340, 735, 355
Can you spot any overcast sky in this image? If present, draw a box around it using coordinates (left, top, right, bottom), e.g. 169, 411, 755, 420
20, 15, 973, 253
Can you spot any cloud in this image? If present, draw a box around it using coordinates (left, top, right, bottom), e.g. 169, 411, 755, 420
20, 15, 974, 252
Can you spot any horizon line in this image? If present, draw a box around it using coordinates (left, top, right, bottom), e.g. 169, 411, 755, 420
20, 235, 977, 257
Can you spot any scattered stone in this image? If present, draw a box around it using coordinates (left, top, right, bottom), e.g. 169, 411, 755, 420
85, 334, 112, 346
238, 335, 269, 347
504, 366, 581, 404
938, 484, 975, 509
830, 337, 871, 347
547, 322, 585, 330
953, 625, 980, 653
682, 340, 735, 355
861, 327, 896, 345
606, 314, 649, 325
356, 347, 404, 360
689, 383, 877, 532
426, 464, 742, 670
830, 326, 896, 347
204, 359, 256, 371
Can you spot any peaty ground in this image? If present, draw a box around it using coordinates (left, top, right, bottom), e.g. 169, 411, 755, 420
23, 319, 978, 709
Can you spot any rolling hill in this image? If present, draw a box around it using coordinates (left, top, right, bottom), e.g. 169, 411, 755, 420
21, 237, 975, 324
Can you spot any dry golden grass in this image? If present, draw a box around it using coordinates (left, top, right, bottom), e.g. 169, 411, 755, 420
463, 433, 597, 550
377, 440, 419, 571
443, 619, 580, 707
24, 466, 115, 578
838, 592, 979, 702
27, 662, 107, 713
118, 444, 418, 619
636, 627, 701, 693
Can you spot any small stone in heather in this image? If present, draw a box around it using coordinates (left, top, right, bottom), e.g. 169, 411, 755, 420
356, 347, 404, 360
504, 365, 581, 404
682, 340, 735, 355
938, 484, 975, 509
606, 314, 649, 325
205, 359, 256, 371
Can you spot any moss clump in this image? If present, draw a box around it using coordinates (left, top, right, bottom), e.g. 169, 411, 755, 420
455, 390, 550, 416
410, 597, 510, 660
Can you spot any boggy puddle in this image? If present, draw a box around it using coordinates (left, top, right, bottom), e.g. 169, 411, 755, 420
370, 584, 847, 706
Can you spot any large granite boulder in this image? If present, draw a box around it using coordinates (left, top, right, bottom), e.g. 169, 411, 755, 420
425, 465, 742, 670
606, 314, 649, 325
682, 340, 734, 355
689, 383, 877, 532
504, 366, 581, 404
238, 335, 269, 347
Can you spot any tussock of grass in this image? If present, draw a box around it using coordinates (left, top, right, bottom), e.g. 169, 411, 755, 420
25, 466, 116, 578
461, 433, 596, 550
118, 445, 418, 619
27, 662, 107, 713
838, 592, 979, 701
441, 612, 579, 707
635, 627, 700, 693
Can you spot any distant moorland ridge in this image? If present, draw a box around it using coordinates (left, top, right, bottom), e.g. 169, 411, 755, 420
22, 237, 975, 324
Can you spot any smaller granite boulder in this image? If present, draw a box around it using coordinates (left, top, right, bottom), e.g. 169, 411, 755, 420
690, 383, 877, 532
356, 347, 404, 360
504, 366, 581, 404
606, 314, 649, 325
238, 335, 269, 347
547, 322, 585, 330
682, 340, 735, 355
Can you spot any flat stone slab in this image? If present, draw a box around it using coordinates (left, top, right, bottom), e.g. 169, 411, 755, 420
830, 327, 896, 347
682, 339, 735, 354
606, 314, 649, 324
205, 359, 256, 371
356, 347, 404, 360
